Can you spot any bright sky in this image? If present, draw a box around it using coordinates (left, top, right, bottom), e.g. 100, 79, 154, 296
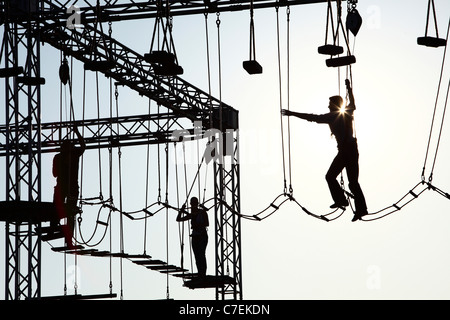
1, 0, 450, 300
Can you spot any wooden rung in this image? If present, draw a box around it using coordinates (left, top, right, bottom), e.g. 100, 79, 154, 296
174, 272, 197, 279
326, 55, 356, 68
41, 231, 64, 241
72, 249, 99, 255
153, 63, 184, 76
144, 50, 176, 65
243, 60, 263, 74
318, 44, 344, 56
159, 267, 188, 274
126, 254, 152, 259
52, 245, 84, 252
417, 36, 447, 48
89, 251, 112, 257
110, 252, 131, 258
133, 259, 165, 265
96, 220, 108, 226
110, 253, 152, 259
148, 264, 180, 271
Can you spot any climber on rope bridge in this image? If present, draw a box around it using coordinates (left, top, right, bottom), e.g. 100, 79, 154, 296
52, 124, 86, 248
176, 197, 209, 277
282, 79, 368, 221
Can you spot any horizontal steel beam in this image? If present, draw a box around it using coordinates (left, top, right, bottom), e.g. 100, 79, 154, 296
2, 0, 332, 23
0, 113, 204, 155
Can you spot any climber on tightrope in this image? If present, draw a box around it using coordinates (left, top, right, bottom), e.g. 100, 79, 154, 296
282, 79, 368, 221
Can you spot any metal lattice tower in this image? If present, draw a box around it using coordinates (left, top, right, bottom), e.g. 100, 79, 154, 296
1, 0, 329, 300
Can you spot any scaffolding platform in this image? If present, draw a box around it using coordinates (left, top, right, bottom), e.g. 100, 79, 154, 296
35, 293, 117, 300
0, 201, 58, 223
183, 275, 235, 290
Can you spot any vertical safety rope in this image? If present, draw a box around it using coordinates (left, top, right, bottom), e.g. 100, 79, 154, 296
165, 141, 170, 299
115, 85, 124, 300
182, 141, 194, 273
80, 69, 86, 205
422, 17, 450, 183
108, 78, 114, 297
276, 4, 294, 195
276, 5, 288, 194
63, 249, 67, 296
429, 77, 450, 179
144, 98, 152, 255
286, 5, 293, 195
216, 12, 223, 126
95, 71, 103, 200
204, 12, 214, 130
157, 103, 162, 204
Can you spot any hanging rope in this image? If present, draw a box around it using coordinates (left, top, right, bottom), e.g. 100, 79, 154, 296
276, 4, 288, 195
164, 141, 170, 299
144, 98, 152, 255
422, 17, 450, 183
286, 5, 293, 195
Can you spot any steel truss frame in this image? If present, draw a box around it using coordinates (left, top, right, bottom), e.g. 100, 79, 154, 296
1, 0, 243, 300
1, 0, 328, 300
2, 3, 43, 300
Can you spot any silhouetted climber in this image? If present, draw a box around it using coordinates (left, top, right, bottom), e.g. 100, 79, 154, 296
177, 197, 209, 277
282, 80, 368, 221
52, 125, 86, 248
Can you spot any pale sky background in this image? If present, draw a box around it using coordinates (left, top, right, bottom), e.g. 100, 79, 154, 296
1, 0, 450, 300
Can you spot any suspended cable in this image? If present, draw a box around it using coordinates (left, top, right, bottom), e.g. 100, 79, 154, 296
276, 5, 288, 194
422, 17, 450, 182
108, 76, 114, 298
216, 12, 223, 119
95, 71, 104, 200
115, 86, 125, 300
79, 68, 87, 208
286, 5, 293, 194
204, 12, 214, 129
165, 141, 170, 299
144, 98, 152, 255
429, 77, 450, 179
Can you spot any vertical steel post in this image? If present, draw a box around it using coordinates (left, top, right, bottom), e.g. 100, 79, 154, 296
214, 129, 242, 300
3, 0, 42, 300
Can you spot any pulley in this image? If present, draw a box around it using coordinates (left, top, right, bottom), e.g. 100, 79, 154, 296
346, 0, 362, 36
346, 9, 362, 36
59, 58, 70, 85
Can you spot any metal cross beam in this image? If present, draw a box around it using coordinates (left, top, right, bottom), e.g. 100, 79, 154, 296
0, 113, 203, 155
5, 0, 331, 23
38, 21, 235, 126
